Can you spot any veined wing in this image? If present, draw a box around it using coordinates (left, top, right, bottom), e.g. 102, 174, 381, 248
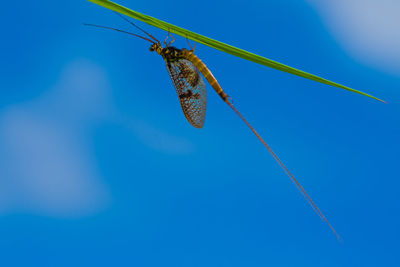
165, 58, 207, 128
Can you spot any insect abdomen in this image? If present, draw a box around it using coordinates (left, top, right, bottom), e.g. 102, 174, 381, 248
180, 49, 229, 102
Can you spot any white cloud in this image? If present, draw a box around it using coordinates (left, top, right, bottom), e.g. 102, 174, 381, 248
307, 0, 400, 75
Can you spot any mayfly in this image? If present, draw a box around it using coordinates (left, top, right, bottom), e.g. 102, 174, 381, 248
84, 16, 340, 240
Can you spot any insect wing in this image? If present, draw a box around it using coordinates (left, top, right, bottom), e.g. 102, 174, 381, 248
166, 59, 207, 128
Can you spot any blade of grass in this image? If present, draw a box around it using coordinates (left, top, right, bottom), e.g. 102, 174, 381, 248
88, 0, 386, 103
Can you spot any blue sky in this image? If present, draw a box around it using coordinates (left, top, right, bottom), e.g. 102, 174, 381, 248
1, 0, 399, 266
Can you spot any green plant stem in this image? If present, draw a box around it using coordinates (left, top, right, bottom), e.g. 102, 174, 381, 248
88, 0, 386, 103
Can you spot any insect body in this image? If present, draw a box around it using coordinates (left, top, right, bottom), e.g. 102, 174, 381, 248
150, 43, 230, 128
157, 46, 208, 128
84, 19, 340, 240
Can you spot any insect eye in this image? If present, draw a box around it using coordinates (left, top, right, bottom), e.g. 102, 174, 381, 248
149, 46, 155, 52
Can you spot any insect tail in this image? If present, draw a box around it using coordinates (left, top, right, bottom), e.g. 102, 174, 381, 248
225, 100, 341, 241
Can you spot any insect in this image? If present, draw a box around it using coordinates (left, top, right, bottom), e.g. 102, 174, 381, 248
84, 16, 340, 240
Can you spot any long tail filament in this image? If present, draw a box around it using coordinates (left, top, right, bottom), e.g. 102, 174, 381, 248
225, 100, 341, 241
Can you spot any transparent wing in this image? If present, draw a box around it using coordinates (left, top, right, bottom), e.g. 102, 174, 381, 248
165, 59, 207, 128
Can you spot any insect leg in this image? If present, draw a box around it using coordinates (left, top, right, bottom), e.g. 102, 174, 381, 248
163, 30, 170, 46
163, 30, 176, 47
186, 37, 196, 52
168, 33, 175, 46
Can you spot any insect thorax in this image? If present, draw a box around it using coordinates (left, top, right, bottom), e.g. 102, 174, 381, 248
161, 46, 184, 61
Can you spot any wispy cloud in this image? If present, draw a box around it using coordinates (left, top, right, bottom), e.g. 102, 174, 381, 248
0, 60, 111, 217
0, 59, 195, 217
124, 118, 195, 155
307, 0, 400, 76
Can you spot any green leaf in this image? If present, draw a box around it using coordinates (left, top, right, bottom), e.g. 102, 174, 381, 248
87, 0, 386, 103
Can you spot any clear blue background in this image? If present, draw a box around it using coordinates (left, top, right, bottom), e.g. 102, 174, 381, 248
1, 0, 399, 266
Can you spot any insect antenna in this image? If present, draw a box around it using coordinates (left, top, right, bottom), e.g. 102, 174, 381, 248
225, 100, 341, 241
114, 12, 161, 44
83, 23, 156, 44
